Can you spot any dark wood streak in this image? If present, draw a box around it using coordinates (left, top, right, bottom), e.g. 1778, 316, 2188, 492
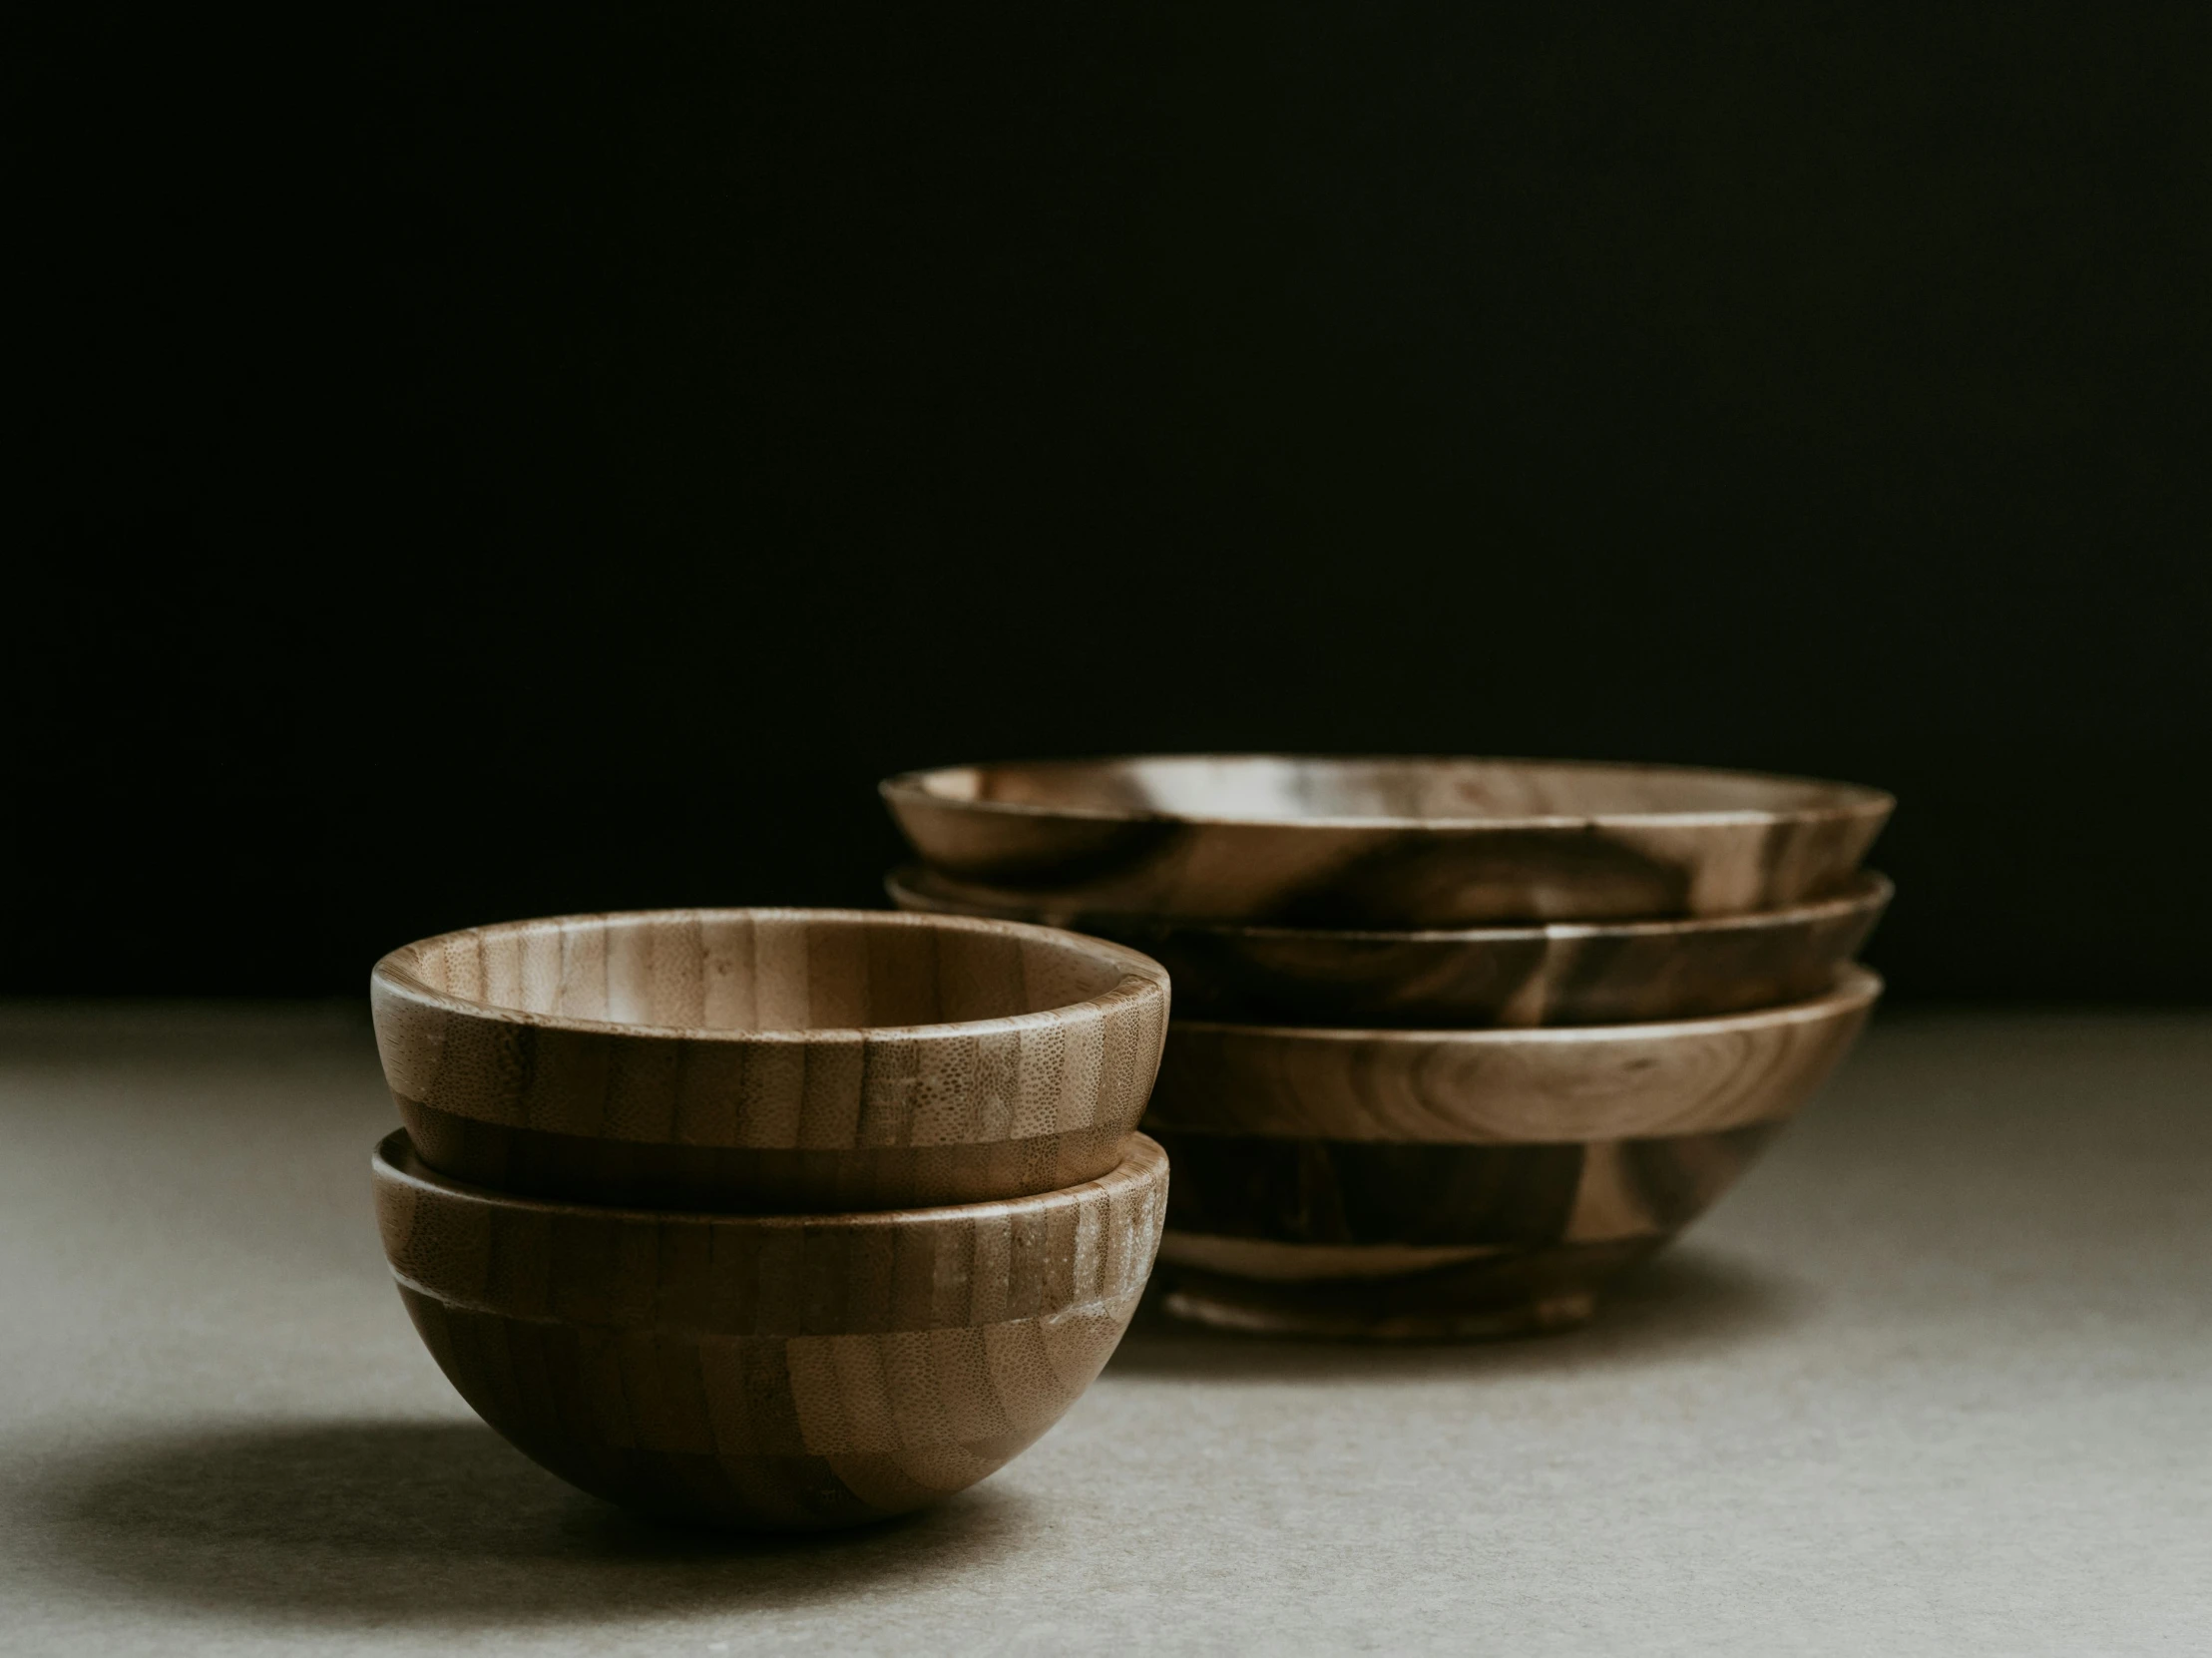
889, 867, 1889, 1028
922, 812, 1200, 888
1149, 1127, 1778, 1247
1268, 825, 1697, 928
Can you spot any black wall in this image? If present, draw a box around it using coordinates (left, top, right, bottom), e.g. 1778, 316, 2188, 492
14, 4, 2212, 999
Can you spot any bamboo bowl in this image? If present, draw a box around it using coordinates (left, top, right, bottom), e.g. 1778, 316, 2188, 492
1143, 968, 1880, 1339
373, 1130, 1168, 1528
370, 909, 1170, 1212
888, 865, 1890, 1028
883, 755, 1892, 927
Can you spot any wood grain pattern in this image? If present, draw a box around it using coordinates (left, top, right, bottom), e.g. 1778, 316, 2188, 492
372, 1129, 1168, 1528
371, 909, 1170, 1211
1145, 969, 1879, 1141
889, 865, 1890, 1027
883, 755, 1892, 926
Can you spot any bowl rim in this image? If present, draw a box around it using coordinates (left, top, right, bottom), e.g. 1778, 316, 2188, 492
1167, 964, 1883, 1043
371, 1126, 1168, 1228
880, 753, 1895, 832
887, 866, 1895, 945
371, 906, 1170, 1043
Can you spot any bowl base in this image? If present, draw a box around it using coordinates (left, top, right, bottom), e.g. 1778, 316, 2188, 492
1161, 1284, 1595, 1342
1153, 1235, 1662, 1343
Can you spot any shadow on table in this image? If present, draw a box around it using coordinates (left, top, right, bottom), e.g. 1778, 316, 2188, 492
31, 1418, 1029, 1627
1106, 1246, 1813, 1381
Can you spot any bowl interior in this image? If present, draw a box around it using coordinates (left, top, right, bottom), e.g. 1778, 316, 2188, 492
382, 910, 1138, 1035
900, 756, 1882, 824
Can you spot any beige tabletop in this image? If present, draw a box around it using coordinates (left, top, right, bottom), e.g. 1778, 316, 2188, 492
1, 1002, 2205, 1656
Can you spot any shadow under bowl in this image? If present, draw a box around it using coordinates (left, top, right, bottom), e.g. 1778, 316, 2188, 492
1142, 968, 1880, 1339
371, 908, 1169, 1212
371, 1129, 1169, 1529
889, 865, 1890, 1027
882, 755, 1892, 927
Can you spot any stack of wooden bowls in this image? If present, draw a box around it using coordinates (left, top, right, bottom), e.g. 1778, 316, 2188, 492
883, 756, 1893, 1341
367, 908, 1173, 1527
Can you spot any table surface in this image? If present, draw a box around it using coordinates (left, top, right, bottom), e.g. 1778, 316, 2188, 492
1, 1002, 2205, 1656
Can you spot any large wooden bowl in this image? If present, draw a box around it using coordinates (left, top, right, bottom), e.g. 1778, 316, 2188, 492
882, 755, 1892, 927
888, 865, 1890, 1028
372, 1131, 1167, 1528
1142, 969, 1880, 1339
371, 909, 1169, 1212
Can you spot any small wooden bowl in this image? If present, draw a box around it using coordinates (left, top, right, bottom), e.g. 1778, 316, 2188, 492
882, 755, 1891, 927
1143, 968, 1879, 1339
888, 865, 1891, 1028
371, 909, 1170, 1212
372, 1130, 1168, 1529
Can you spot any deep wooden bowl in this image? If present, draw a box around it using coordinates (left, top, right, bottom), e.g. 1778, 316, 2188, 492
888, 864, 1890, 1027
1142, 968, 1880, 1339
372, 1129, 1167, 1528
883, 755, 1891, 927
371, 909, 1169, 1212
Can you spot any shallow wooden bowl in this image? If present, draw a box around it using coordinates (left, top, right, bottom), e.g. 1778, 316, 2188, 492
1143, 968, 1880, 1339
882, 755, 1892, 927
888, 865, 1890, 1027
372, 1129, 1167, 1529
371, 909, 1169, 1212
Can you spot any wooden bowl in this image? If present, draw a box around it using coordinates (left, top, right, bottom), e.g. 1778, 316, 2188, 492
888, 864, 1891, 1027
372, 1130, 1167, 1529
1142, 968, 1880, 1339
370, 909, 1170, 1212
882, 755, 1891, 927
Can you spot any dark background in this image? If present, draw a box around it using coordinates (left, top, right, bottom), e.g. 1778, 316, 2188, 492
12, 4, 2211, 1001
